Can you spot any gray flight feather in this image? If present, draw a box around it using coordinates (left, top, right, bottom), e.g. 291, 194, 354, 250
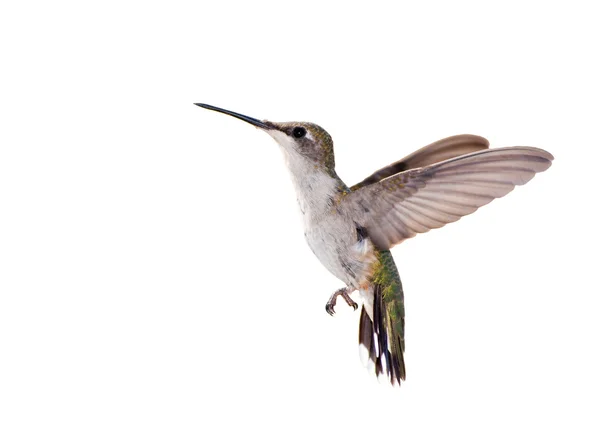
350, 134, 490, 190
342, 146, 553, 250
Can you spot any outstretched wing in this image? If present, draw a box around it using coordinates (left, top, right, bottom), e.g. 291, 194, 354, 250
350, 134, 490, 190
342, 147, 553, 250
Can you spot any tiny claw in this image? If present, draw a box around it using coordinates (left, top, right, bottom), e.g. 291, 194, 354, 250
340, 290, 358, 311
326, 287, 357, 316
325, 303, 336, 316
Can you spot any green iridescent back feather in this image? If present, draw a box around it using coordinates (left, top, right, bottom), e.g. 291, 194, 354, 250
359, 249, 406, 384
372, 250, 405, 350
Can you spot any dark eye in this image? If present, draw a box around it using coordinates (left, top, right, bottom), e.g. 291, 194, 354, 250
292, 127, 306, 139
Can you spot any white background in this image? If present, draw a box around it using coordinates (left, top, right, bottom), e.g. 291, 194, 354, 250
1, 1, 599, 441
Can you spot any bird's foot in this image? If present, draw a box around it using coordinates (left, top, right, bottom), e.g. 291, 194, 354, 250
326, 287, 358, 316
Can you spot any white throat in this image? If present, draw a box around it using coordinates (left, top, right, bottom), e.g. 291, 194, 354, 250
277, 142, 339, 221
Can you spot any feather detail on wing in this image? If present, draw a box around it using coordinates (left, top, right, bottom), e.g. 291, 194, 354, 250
343, 146, 553, 250
350, 134, 489, 190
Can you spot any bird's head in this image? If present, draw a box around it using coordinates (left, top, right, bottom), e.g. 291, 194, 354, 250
195, 103, 335, 172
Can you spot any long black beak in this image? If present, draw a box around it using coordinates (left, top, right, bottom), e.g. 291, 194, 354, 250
194, 103, 273, 130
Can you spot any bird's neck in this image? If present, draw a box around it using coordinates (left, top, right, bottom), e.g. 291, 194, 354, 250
282, 149, 346, 220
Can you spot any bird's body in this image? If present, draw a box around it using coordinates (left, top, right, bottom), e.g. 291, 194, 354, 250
282, 147, 373, 288
195, 103, 553, 386
278, 134, 407, 380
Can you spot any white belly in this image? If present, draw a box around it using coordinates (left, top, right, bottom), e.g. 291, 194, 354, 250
304, 215, 377, 289
280, 152, 377, 288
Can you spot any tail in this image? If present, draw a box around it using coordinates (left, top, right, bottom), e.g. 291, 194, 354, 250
358, 250, 406, 386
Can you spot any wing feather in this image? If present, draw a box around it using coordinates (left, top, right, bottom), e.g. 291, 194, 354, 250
350, 134, 490, 190
343, 146, 553, 250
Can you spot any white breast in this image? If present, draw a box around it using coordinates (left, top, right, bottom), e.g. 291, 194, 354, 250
278, 142, 377, 287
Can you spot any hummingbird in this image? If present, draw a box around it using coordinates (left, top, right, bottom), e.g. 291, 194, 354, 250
194, 103, 553, 386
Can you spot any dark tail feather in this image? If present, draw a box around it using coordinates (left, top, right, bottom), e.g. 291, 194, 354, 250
359, 284, 406, 386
